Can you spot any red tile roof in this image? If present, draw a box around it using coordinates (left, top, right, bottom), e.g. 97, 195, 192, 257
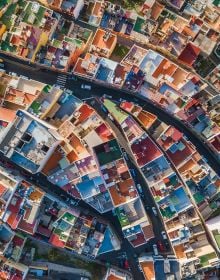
37, 225, 52, 237
120, 101, 134, 112
211, 135, 220, 152
0, 184, 6, 197
18, 219, 36, 235
12, 235, 25, 247
49, 233, 65, 248
158, 127, 183, 150
7, 196, 23, 214
131, 137, 162, 167
7, 212, 21, 230
0, 108, 16, 122
178, 43, 201, 66
95, 123, 114, 142
142, 224, 154, 240
167, 139, 194, 167
74, 104, 94, 125
130, 232, 146, 247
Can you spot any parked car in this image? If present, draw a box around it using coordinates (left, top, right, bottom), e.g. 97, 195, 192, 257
157, 241, 165, 252
0, 59, 4, 68
214, 42, 220, 58
137, 184, 143, 194
124, 259, 130, 270
153, 244, 158, 255
152, 206, 157, 216
81, 84, 91, 90
161, 231, 167, 240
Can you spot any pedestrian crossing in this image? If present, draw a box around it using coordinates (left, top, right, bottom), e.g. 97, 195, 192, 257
56, 74, 67, 89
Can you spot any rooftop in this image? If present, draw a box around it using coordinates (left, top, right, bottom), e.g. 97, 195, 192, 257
0, 110, 60, 173
178, 43, 201, 66
90, 29, 117, 58
103, 99, 128, 124
131, 136, 162, 167
94, 139, 122, 166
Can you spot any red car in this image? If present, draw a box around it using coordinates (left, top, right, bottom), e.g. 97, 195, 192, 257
157, 241, 165, 252
124, 259, 130, 269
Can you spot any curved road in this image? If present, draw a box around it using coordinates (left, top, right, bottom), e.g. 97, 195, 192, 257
1, 53, 220, 176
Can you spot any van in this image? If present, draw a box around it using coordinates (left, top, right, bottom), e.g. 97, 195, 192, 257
152, 206, 157, 216
137, 184, 143, 194
81, 84, 91, 90
153, 244, 158, 255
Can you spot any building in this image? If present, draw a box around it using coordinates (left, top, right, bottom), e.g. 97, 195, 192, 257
139, 255, 181, 280
89, 29, 117, 58
0, 110, 62, 174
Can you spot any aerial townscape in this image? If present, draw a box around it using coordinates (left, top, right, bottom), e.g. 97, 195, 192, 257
0, 0, 219, 279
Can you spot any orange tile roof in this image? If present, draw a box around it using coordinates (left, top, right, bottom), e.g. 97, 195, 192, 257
151, 2, 164, 20
141, 260, 155, 280
109, 185, 126, 206
152, 59, 177, 79
174, 244, 186, 259
67, 150, 79, 163
74, 104, 94, 125
137, 111, 157, 129
0, 184, 6, 197
0, 107, 16, 122
107, 275, 123, 280
42, 147, 63, 175
92, 29, 116, 51
178, 158, 197, 174
118, 178, 135, 194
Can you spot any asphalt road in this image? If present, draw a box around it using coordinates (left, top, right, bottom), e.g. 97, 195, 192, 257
1, 55, 220, 280
1, 54, 219, 177
87, 98, 172, 279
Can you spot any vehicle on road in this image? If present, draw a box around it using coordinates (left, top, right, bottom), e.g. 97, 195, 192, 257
81, 84, 91, 90
108, 113, 114, 121
152, 206, 157, 216
157, 241, 165, 252
137, 184, 143, 194
0, 58, 4, 68
214, 42, 220, 58
153, 244, 158, 255
130, 169, 136, 177
124, 259, 130, 270
161, 231, 167, 240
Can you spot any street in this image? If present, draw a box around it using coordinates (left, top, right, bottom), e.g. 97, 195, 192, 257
1, 53, 219, 175
0, 55, 220, 280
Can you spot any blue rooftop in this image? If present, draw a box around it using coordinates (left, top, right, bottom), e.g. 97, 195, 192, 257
98, 228, 115, 255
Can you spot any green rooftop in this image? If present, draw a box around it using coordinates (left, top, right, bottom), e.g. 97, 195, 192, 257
133, 17, 145, 33
103, 99, 128, 124
62, 212, 76, 224
95, 139, 122, 166
160, 206, 176, 219
199, 252, 217, 267
115, 208, 130, 227
30, 101, 41, 114
22, 2, 46, 27
213, 230, 220, 249
193, 193, 205, 204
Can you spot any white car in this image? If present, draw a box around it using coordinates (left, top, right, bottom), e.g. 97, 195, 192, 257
152, 206, 157, 216
161, 231, 167, 240
81, 84, 91, 90
137, 184, 143, 194
153, 244, 158, 255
